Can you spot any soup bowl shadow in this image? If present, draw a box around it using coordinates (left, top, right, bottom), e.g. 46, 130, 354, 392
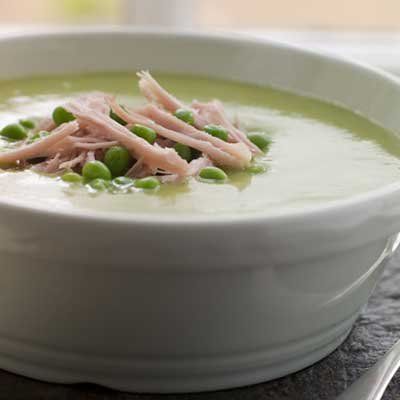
0, 28, 400, 393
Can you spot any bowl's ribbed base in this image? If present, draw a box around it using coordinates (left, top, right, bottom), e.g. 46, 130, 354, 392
0, 312, 357, 393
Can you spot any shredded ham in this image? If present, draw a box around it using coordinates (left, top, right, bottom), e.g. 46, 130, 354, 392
66, 98, 190, 176
137, 71, 184, 113
110, 100, 250, 169
44, 153, 62, 173
74, 92, 111, 115
136, 103, 252, 168
125, 157, 155, 178
36, 117, 56, 133
33, 153, 63, 174
69, 136, 110, 143
192, 100, 261, 155
74, 141, 118, 150
137, 71, 208, 127
0, 71, 260, 184
137, 71, 259, 155
0, 121, 79, 164
46, 136, 76, 157
59, 152, 86, 170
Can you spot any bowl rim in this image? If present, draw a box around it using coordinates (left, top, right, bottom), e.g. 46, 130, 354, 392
1, 26, 400, 226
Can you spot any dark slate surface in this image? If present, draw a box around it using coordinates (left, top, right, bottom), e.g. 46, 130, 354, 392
1, 253, 400, 400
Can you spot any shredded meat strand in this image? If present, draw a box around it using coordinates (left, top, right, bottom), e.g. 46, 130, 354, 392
137, 104, 251, 168
0, 72, 257, 182
137, 70, 208, 127
66, 98, 190, 176
0, 121, 79, 164
192, 100, 261, 155
59, 152, 87, 170
137, 71, 258, 154
110, 100, 250, 169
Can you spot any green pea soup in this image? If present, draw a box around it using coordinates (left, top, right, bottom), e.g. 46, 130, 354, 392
0, 72, 399, 216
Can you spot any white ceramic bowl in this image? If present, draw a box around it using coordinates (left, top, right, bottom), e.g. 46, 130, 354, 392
0, 29, 400, 393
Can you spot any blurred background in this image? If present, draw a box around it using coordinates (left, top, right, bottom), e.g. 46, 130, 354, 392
1, 0, 400, 72
1, 0, 399, 29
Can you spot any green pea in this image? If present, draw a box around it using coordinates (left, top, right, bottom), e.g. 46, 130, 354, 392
134, 177, 160, 190
174, 108, 195, 125
104, 146, 132, 177
204, 124, 229, 141
110, 109, 127, 126
82, 161, 112, 181
199, 166, 227, 182
246, 164, 267, 174
174, 143, 192, 162
88, 178, 110, 191
19, 119, 35, 130
130, 124, 157, 144
52, 106, 75, 126
61, 172, 83, 183
247, 132, 272, 152
30, 130, 50, 143
1, 123, 27, 140
112, 176, 135, 188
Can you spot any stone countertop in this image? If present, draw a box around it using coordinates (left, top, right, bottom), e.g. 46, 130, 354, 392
0, 250, 399, 400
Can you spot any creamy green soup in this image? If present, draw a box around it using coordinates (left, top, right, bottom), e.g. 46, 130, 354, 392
0, 72, 399, 216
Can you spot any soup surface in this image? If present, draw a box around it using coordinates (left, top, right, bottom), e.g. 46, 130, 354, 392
0, 72, 400, 217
